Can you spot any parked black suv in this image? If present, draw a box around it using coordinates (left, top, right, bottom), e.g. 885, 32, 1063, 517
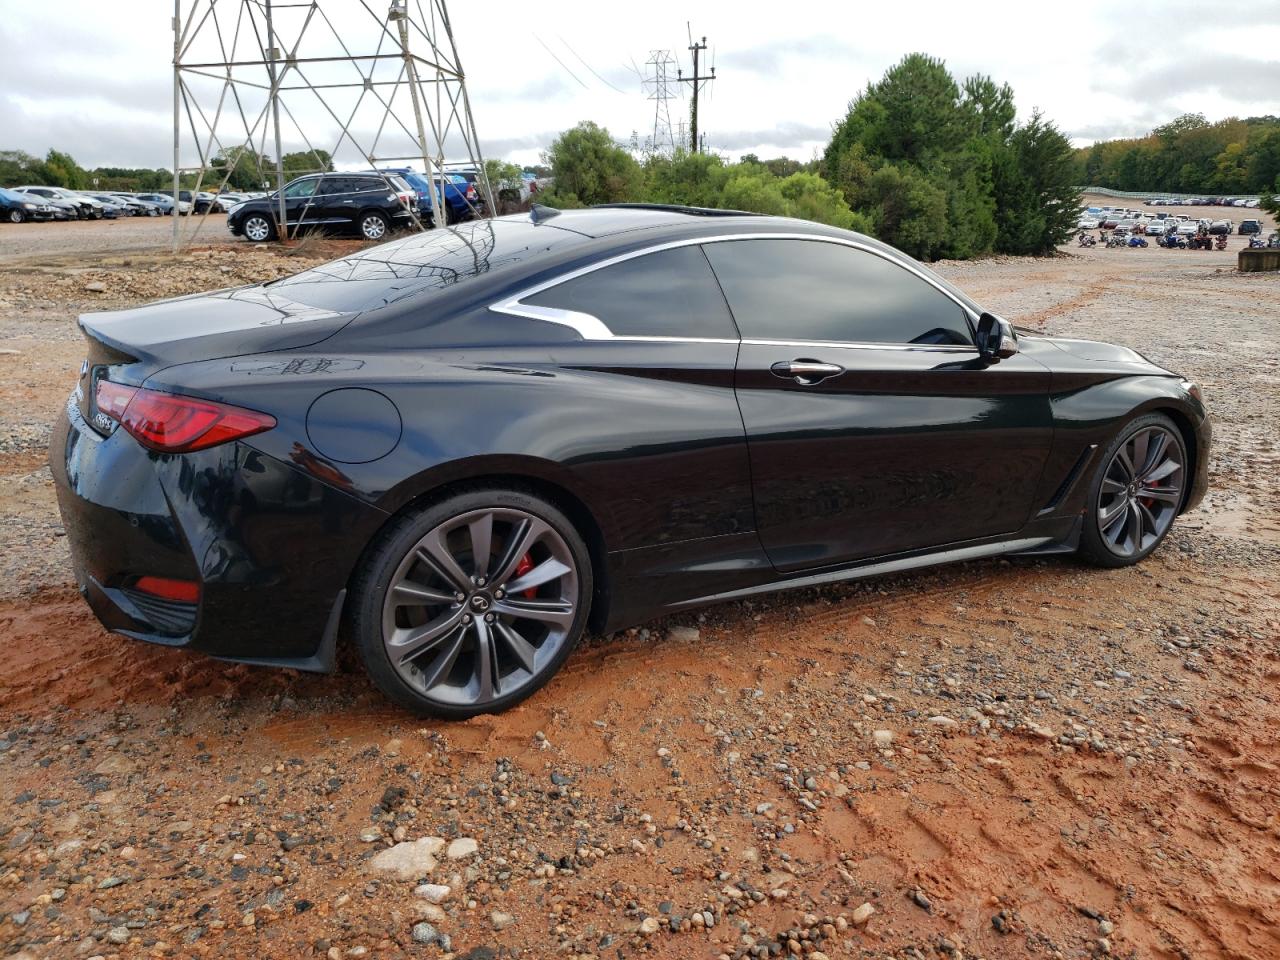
227, 172, 416, 242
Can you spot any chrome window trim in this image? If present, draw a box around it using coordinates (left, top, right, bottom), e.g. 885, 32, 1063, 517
488, 232, 981, 348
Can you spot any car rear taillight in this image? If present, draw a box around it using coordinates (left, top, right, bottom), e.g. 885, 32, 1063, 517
466, 185, 477, 200
134, 575, 200, 603
94, 380, 275, 453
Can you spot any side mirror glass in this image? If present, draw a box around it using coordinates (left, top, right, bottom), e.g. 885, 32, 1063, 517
976, 312, 1018, 361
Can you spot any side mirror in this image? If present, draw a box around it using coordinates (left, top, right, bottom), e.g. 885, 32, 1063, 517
976, 312, 1018, 361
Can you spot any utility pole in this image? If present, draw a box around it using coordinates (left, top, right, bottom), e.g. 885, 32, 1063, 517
677, 27, 715, 153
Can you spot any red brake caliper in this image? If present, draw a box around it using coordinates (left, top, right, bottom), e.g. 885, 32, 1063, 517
514, 554, 537, 598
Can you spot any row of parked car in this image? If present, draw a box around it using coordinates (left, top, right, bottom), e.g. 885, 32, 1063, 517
0, 184, 211, 222
1, 167, 490, 243
1146, 196, 1262, 208
1078, 208, 1263, 236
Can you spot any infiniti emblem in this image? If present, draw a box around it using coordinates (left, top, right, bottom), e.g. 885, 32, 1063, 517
470, 594, 491, 612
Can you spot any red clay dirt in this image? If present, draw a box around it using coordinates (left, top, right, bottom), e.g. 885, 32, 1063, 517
0, 235, 1278, 960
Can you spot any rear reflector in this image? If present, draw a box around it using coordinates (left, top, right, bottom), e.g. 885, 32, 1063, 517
134, 575, 200, 603
95, 380, 275, 453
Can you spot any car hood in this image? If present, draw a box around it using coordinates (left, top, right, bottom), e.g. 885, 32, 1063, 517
1017, 333, 1174, 376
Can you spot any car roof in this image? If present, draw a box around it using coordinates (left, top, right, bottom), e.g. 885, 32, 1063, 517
530, 203, 779, 239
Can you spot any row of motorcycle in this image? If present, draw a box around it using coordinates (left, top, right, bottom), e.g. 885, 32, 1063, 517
1078, 231, 1226, 250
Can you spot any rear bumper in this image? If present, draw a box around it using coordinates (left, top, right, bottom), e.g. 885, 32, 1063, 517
50, 396, 388, 670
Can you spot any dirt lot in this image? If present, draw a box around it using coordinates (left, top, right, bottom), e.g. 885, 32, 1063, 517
0, 213, 235, 261
0, 222, 1278, 960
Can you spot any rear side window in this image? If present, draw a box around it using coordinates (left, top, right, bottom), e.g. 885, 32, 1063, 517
354, 177, 387, 193
524, 246, 737, 339
703, 238, 972, 346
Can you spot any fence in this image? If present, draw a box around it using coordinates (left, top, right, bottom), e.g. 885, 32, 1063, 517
1078, 186, 1262, 202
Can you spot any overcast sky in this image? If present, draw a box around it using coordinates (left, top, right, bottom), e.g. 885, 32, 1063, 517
2, 0, 1279, 174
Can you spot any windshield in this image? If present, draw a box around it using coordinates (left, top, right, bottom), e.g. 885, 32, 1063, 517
262, 219, 588, 313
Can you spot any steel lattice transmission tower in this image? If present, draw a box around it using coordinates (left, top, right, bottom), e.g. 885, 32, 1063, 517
642, 50, 678, 157
171, 0, 494, 248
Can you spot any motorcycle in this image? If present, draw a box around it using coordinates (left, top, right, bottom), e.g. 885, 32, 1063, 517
1104, 232, 1126, 248
1162, 233, 1187, 249
1214, 235, 1228, 250
1248, 235, 1266, 248
1077, 231, 1097, 247
1127, 235, 1148, 248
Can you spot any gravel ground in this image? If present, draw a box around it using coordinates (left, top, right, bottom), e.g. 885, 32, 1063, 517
0, 212, 239, 260
0, 233, 1278, 960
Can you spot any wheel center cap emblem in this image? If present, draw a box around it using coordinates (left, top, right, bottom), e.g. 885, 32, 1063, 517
470, 594, 491, 612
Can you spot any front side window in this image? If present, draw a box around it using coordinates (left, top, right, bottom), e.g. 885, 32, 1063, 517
523, 246, 737, 339
703, 239, 973, 347
283, 179, 318, 199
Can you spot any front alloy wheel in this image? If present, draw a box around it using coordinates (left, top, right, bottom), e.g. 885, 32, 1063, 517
243, 215, 273, 242
1080, 414, 1185, 566
352, 490, 591, 717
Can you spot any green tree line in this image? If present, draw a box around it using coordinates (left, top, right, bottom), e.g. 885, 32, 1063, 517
1072, 113, 1280, 199
539, 54, 1079, 260
0, 146, 336, 193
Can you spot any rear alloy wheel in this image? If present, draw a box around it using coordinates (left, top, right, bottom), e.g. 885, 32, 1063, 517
360, 211, 389, 241
243, 215, 274, 242
1079, 413, 1185, 567
352, 490, 592, 717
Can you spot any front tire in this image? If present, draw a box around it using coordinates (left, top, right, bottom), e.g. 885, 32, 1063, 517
1078, 413, 1186, 568
349, 488, 593, 718
7, 209, 24, 224
242, 215, 274, 242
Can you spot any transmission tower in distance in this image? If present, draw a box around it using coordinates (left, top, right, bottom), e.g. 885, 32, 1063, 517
171, 0, 494, 248
642, 50, 678, 157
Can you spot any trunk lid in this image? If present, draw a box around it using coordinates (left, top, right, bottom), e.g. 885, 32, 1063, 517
75, 284, 354, 434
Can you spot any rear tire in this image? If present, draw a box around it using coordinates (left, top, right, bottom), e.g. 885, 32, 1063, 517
349, 488, 593, 718
1078, 413, 1186, 568
7, 209, 23, 224
359, 210, 389, 241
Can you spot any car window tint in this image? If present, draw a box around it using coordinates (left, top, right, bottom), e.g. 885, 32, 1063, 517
703, 239, 973, 346
284, 179, 318, 199
524, 246, 737, 339
354, 177, 385, 193
318, 177, 351, 195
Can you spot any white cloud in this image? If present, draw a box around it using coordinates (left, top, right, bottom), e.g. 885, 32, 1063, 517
1, 0, 1275, 170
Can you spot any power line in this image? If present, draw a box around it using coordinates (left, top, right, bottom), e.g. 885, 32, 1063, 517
533, 33, 588, 89
558, 35, 627, 94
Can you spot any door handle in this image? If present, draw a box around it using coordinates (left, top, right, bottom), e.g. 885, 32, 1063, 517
770, 359, 845, 385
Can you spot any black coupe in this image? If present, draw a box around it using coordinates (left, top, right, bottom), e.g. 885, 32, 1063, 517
51, 205, 1210, 717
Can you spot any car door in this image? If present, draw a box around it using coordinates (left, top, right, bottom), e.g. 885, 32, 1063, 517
704, 236, 1054, 572
496, 244, 755, 573
280, 177, 321, 235
313, 176, 356, 227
